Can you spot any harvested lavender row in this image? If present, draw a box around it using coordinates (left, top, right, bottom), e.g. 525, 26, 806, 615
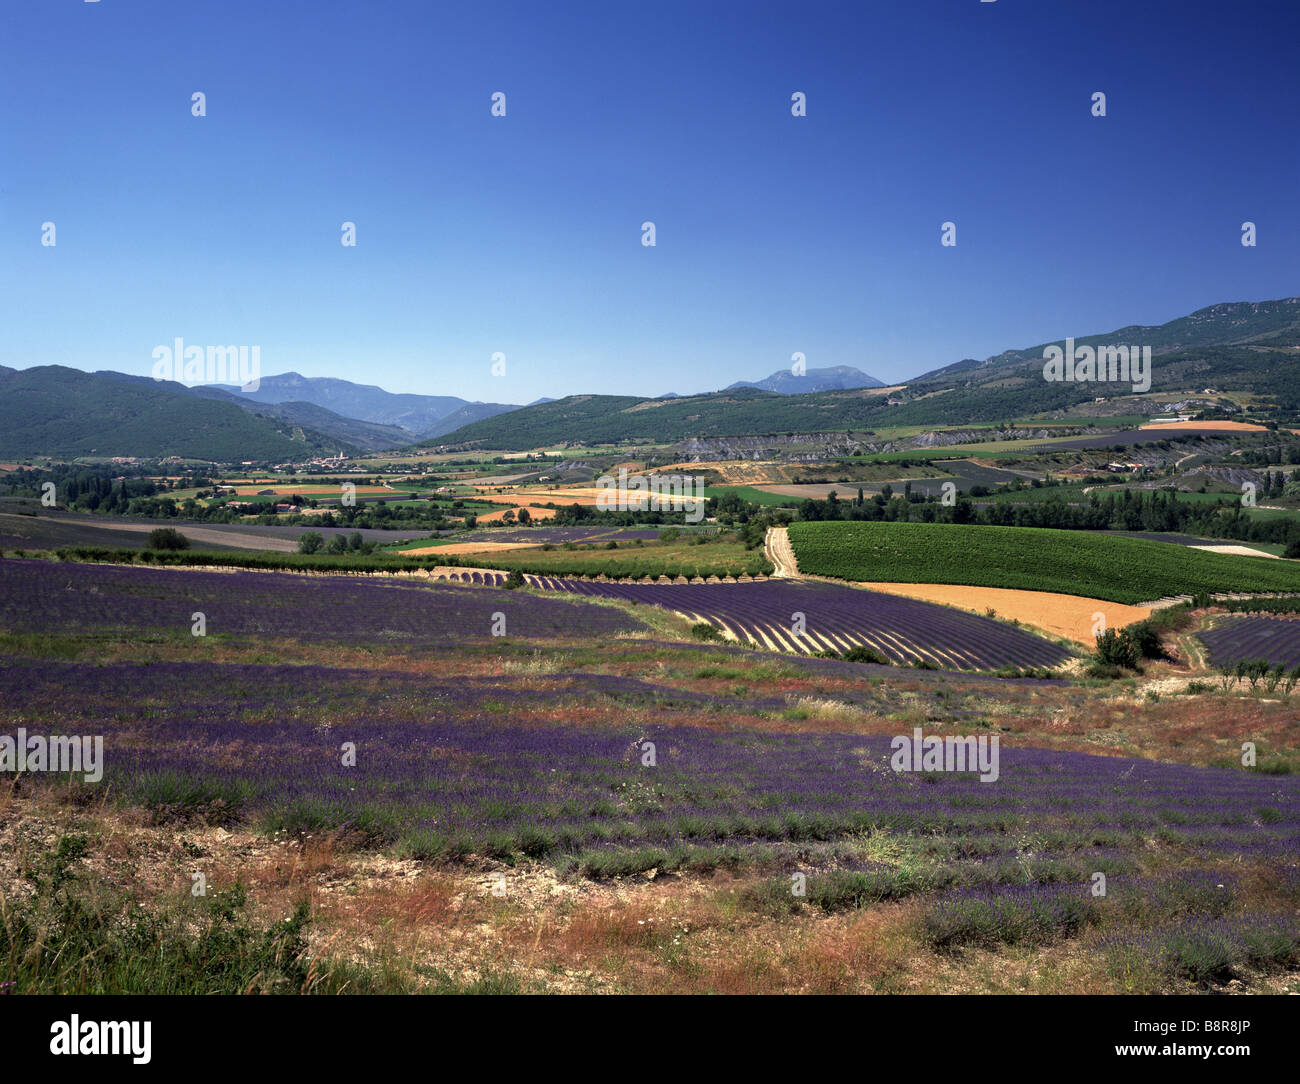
521, 577, 1072, 669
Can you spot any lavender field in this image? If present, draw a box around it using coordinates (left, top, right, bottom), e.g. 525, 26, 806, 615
3, 554, 1298, 994
0, 557, 644, 643
524, 577, 1072, 668
1200, 616, 1300, 670
3, 652, 1297, 881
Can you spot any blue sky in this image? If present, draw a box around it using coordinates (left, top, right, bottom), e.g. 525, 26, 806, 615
2, 0, 1297, 405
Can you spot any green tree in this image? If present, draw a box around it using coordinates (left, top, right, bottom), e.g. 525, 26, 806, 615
146, 527, 190, 551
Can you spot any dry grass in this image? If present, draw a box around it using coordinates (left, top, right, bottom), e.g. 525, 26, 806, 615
3, 790, 1295, 995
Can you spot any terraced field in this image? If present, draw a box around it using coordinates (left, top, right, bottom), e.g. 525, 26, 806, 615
788, 521, 1300, 604
519, 577, 1071, 669
1199, 616, 1300, 670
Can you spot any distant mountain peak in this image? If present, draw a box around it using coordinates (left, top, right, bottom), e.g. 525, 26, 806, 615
721, 365, 886, 395
203, 370, 520, 440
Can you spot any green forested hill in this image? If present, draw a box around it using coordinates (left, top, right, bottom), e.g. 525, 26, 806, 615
433, 297, 1300, 448
0, 366, 348, 460
422, 388, 905, 449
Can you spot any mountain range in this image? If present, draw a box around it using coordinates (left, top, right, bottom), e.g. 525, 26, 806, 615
205, 372, 520, 441
723, 365, 886, 394
2, 297, 1297, 461
433, 297, 1300, 449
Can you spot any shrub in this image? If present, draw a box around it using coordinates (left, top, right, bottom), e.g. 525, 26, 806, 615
1, 833, 318, 994
1095, 628, 1141, 669
297, 531, 324, 554
146, 527, 190, 551
503, 569, 525, 590
690, 623, 725, 642
841, 644, 890, 666
1124, 619, 1166, 659
922, 887, 1097, 950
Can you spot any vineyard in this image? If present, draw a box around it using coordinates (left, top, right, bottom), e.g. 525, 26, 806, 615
787, 521, 1300, 604
518, 577, 1071, 669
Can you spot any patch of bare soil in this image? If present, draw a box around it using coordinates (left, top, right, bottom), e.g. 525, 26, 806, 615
402, 542, 541, 556
1189, 544, 1280, 559
1138, 420, 1267, 432
854, 583, 1151, 645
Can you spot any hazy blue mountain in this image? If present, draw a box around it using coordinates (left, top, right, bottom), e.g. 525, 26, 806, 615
207, 371, 520, 438
722, 365, 886, 394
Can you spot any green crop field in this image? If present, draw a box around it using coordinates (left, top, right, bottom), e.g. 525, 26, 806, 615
467, 538, 773, 580
787, 521, 1300, 604
703, 485, 798, 507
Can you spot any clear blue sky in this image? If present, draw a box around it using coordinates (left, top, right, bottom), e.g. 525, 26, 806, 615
2, 0, 1297, 405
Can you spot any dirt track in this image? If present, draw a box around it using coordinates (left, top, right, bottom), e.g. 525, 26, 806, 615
765, 527, 800, 578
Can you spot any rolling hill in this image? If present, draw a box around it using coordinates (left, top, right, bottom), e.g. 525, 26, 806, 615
434, 297, 1300, 448
0, 366, 351, 461
6, 297, 1297, 460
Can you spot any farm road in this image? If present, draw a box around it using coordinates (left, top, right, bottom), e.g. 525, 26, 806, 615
766, 527, 802, 578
